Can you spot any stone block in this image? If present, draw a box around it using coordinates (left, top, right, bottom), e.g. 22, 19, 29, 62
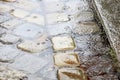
53, 53, 80, 67
14, 0, 40, 11
76, 12, 94, 22
0, 46, 20, 62
47, 24, 71, 36
17, 40, 48, 53
46, 13, 69, 24
10, 9, 29, 18
45, 2, 64, 12
24, 14, 44, 25
51, 36, 75, 51
73, 22, 99, 35
13, 23, 43, 38
58, 68, 87, 80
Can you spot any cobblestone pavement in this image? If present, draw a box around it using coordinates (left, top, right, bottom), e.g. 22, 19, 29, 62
0, 0, 119, 80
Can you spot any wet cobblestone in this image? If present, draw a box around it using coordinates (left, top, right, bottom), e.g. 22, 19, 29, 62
0, 0, 118, 80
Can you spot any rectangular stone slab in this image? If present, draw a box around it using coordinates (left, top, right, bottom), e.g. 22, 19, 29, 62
51, 36, 75, 51
73, 22, 99, 35
53, 53, 80, 67
58, 68, 88, 80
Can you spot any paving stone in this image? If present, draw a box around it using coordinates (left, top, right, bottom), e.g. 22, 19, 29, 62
53, 53, 80, 67
0, 34, 20, 44
13, 23, 43, 38
46, 13, 69, 24
51, 36, 75, 51
75, 12, 94, 22
9, 54, 48, 74
76, 41, 104, 52
0, 4, 13, 12
0, 46, 20, 62
0, 65, 27, 80
47, 24, 71, 36
17, 40, 49, 53
14, 0, 40, 11
0, 15, 11, 23
58, 68, 87, 80
24, 14, 45, 25
65, 1, 82, 12
1, 19, 23, 29
65, 0, 90, 15
10, 9, 29, 18
73, 22, 99, 35
45, 2, 65, 12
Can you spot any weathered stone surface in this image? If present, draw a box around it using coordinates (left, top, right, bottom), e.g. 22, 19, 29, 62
93, 0, 120, 65
28, 75, 43, 80
14, 0, 40, 11
0, 46, 20, 62
46, 13, 69, 24
74, 34, 102, 42
10, 9, 29, 18
0, 15, 11, 23
0, 34, 20, 44
13, 23, 43, 39
45, 2, 65, 12
1, 19, 23, 29
35, 55, 57, 80
24, 14, 45, 25
65, 0, 81, 12
0, 65, 27, 80
47, 23, 71, 36
0, 4, 13, 12
75, 12, 94, 22
65, 0, 90, 12
17, 40, 49, 53
58, 68, 87, 80
0, 0, 118, 79
54, 53, 80, 67
51, 36, 75, 51
73, 22, 99, 35
9, 54, 48, 74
